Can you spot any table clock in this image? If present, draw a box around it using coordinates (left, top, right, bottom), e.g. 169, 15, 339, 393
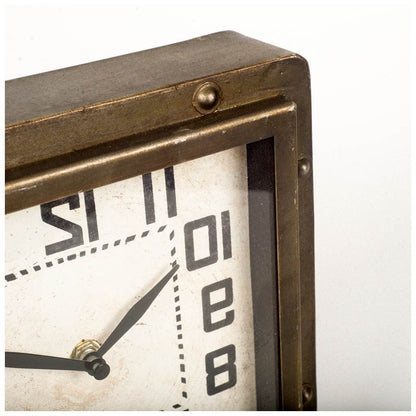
5, 31, 316, 411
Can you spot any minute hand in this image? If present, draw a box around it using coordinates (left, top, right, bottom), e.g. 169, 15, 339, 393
97, 263, 179, 356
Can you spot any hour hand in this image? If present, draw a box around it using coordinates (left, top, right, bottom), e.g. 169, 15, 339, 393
97, 263, 180, 357
5, 351, 110, 380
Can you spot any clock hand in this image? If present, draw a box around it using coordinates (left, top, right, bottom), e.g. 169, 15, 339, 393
97, 263, 180, 357
5, 264, 180, 380
5, 351, 110, 380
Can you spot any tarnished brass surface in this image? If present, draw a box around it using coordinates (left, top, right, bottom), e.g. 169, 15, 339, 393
5, 31, 315, 410
70, 340, 101, 361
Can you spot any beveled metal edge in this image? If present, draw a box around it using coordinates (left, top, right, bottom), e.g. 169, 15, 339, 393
6, 100, 290, 213
271, 104, 315, 411
5, 54, 303, 171
273, 108, 302, 409
6, 31, 292, 125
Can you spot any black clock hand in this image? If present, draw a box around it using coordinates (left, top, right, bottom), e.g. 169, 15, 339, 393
97, 263, 179, 357
5, 351, 110, 380
5, 264, 179, 381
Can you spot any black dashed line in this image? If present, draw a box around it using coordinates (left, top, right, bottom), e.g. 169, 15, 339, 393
5, 274, 16, 282
172, 404, 181, 409
125, 235, 136, 244
6, 228, 166, 283
169, 227, 187, 406
8, 226, 179, 399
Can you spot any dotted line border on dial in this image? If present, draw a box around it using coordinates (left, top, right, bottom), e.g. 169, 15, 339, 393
170, 229, 189, 408
4, 225, 168, 283
5, 224, 191, 410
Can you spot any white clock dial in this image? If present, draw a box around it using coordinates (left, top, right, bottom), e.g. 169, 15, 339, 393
5, 144, 257, 411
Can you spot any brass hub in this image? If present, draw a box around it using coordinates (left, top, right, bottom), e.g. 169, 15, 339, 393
71, 339, 101, 360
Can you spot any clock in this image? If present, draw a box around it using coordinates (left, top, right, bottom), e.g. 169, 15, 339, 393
5, 31, 316, 411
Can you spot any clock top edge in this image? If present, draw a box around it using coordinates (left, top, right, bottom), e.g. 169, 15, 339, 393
5, 31, 297, 126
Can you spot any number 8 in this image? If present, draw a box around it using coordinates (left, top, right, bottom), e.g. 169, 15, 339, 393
205, 344, 237, 396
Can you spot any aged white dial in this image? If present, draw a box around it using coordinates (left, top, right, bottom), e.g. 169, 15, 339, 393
5, 145, 257, 411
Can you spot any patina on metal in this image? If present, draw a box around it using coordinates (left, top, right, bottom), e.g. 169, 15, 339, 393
5, 31, 316, 410
70, 340, 101, 361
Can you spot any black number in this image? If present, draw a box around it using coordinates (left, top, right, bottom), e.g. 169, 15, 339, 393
142, 167, 177, 224
142, 173, 155, 224
184, 211, 232, 271
221, 211, 232, 260
83, 190, 99, 242
164, 167, 177, 218
41, 191, 99, 255
184, 215, 218, 271
41, 195, 84, 255
201, 278, 234, 332
205, 344, 237, 395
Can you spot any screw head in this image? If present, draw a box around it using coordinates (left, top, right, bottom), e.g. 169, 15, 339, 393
298, 157, 312, 178
193, 82, 221, 114
302, 383, 314, 405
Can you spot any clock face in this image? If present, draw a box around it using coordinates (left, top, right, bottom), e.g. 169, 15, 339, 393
5, 139, 279, 410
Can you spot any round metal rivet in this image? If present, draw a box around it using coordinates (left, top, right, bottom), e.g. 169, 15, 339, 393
302, 383, 314, 404
298, 157, 312, 178
193, 82, 221, 114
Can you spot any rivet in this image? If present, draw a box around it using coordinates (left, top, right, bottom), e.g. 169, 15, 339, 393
193, 82, 221, 114
298, 157, 312, 178
302, 383, 314, 404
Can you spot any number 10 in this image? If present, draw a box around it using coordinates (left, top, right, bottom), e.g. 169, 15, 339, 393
184, 211, 232, 271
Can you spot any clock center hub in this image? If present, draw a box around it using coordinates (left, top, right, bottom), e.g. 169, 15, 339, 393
70, 339, 101, 360
71, 339, 110, 380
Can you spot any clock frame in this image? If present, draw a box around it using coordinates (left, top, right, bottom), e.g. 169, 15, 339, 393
5, 31, 316, 411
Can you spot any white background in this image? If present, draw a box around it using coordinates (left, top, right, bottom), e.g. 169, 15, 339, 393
2, 0, 413, 411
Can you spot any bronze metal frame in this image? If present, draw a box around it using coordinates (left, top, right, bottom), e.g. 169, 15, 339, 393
5, 31, 316, 410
